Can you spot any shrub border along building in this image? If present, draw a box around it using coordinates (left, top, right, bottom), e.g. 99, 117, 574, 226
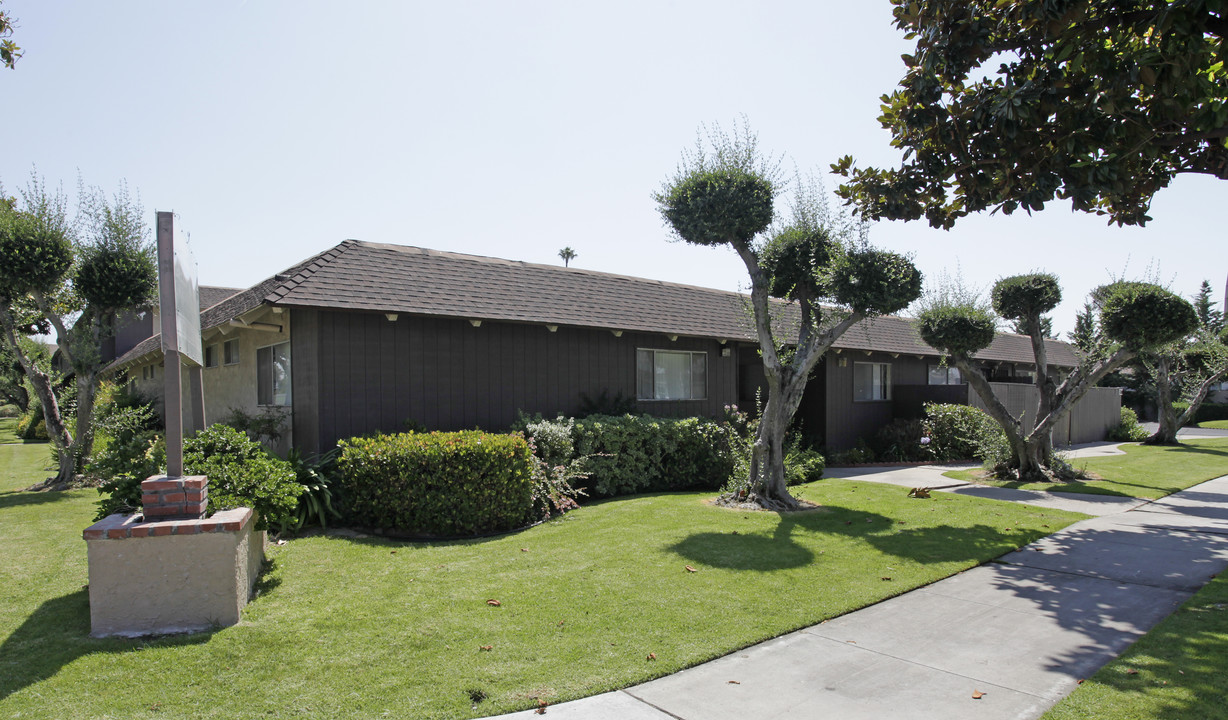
336, 430, 536, 537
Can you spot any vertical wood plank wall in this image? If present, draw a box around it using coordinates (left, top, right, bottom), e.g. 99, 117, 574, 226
293, 309, 740, 452
968, 383, 1122, 447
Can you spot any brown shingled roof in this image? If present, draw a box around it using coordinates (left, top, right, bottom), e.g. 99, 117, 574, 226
107, 240, 1079, 371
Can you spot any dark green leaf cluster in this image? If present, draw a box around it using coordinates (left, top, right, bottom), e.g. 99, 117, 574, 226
992, 273, 1061, 320
759, 225, 833, 299
0, 210, 72, 299
75, 242, 156, 311
1098, 282, 1199, 350
827, 248, 923, 316
922, 403, 1007, 462
184, 424, 303, 532
917, 304, 998, 357
524, 414, 738, 497
834, 1, 1227, 228
336, 430, 535, 537
657, 169, 775, 247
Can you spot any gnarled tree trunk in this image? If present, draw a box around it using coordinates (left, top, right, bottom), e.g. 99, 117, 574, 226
0, 308, 76, 485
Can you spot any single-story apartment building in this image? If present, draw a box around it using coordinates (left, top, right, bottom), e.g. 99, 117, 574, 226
107, 240, 1119, 455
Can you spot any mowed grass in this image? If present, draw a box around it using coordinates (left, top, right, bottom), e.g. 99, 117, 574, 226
1198, 419, 1228, 430
943, 438, 1228, 499
0, 417, 27, 445
0, 441, 1085, 720
1042, 571, 1228, 720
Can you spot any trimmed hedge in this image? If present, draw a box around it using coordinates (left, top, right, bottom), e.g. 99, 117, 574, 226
1195, 403, 1228, 424
336, 431, 535, 536
525, 414, 737, 497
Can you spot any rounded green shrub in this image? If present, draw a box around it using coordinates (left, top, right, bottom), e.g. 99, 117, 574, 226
183, 424, 302, 532
337, 430, 535, 537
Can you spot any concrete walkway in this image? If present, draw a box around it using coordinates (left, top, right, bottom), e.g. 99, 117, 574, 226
483, 448, 1228, 720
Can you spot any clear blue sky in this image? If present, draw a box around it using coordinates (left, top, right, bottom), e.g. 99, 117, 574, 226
2, 1, 1223, 336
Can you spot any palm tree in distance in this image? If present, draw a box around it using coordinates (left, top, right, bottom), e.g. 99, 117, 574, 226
558, 247, 577, 267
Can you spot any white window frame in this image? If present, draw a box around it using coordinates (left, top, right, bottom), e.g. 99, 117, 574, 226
927, 364, 962, 385
853, 361, 892, 402
636, 348, 707, 401
223, 338, 240, 366
256, 341, 292, 407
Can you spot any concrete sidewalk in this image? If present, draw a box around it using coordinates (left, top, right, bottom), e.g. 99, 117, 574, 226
483, 472, 1228, 720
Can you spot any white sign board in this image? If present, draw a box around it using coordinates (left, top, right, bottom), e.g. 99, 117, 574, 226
159, 215, 203, 367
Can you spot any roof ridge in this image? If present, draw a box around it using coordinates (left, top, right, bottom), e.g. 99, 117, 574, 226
347, 240, 761, 302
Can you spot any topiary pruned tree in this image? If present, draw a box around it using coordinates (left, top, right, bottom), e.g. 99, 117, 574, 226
655, 122, 921, 509
918, 275, 1197, 481
1145, 325, 1228, 446
0, 175, 156, 487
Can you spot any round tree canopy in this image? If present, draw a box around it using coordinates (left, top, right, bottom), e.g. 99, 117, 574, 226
759, 225, 834, 300
657, 169, 774, 247
827, 248, 922, 317
991, 273, 1061, 320
917, 304, 997, 358
0, 212, 73, 298
75, 243, 157, 311
1098, 283, 1199, 351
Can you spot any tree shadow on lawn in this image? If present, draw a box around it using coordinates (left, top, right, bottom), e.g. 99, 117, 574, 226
989, 522, 1228, 718
0, 489, 79, 511
0, 589, 217, 703
669, 505, 1048, 571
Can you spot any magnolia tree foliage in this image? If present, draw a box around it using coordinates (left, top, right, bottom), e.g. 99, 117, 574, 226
655, 122, 921, 509
918, 274, 1197, 480
0, 175, 156, 486
0, 1, 19, 70
833, 0, 1227, 228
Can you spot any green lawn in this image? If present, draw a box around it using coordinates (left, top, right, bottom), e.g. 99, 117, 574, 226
943, 438, 1228, 499
1042, 571, 1228, 720
0, 417, 25, 445
1197, 419, 1228, 430
0, 442, 1086, 719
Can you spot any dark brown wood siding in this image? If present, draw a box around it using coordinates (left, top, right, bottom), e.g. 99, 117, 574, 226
290, 309, 322, 455
297, 310, 739, 450
824, 351, 932, 450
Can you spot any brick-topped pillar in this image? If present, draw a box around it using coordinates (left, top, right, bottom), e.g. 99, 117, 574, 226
141, 475, 208, 520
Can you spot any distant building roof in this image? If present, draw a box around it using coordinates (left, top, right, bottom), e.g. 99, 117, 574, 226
108, 240, 1078, 370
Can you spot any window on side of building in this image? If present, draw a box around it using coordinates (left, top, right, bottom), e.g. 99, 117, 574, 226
853, 361, 892, 401
257, 341, 292, 406
636, 349, 707, 400
204, 344, 219, 368
927, 364, 962, 385
223, 338, 240, 365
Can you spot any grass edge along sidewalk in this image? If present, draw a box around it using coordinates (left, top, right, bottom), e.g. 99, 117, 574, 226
1, 439, 1085, 720
943, 438, 1228, 499
1042, 566, 1228, 720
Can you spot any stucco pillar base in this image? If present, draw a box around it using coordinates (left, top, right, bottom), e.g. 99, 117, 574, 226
82, 507, 265, 638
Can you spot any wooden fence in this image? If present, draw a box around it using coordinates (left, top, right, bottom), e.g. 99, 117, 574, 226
968, 383, 1122, 446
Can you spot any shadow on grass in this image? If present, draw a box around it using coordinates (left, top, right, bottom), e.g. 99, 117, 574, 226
0, 589, 216, 702
0, 489, 79, 511
669, 505, 1047, 570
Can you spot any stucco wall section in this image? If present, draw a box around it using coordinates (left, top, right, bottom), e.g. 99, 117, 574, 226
127, 308, 293, 454
83, 508, 265, 637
